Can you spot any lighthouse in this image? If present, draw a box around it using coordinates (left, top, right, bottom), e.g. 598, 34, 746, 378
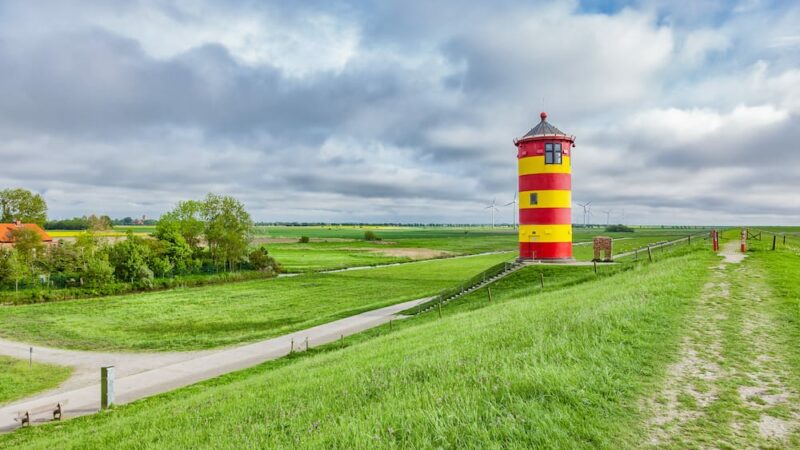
514, 112, 575, 260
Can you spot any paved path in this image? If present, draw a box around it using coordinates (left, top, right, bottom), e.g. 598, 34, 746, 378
0, 296, 429, 432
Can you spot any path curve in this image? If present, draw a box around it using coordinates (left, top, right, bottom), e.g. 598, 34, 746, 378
0, 296, 429, 432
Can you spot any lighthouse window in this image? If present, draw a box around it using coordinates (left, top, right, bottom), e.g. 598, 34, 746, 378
529, 193, 538, 205
544, 143, 562, 165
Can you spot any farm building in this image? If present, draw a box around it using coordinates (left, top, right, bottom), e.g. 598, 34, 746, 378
0, 220, 53, 248
514, 112, 575, 260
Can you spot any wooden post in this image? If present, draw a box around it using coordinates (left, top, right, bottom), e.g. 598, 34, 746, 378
487, 287, 493, 302
647, 246, 653, 262
340, 335, 344, 347
772, 235, 777, 251
101, 366, 115, 410
290, 339, 294, 353
688, 235, 691, 244
389, 320, 393, 331
635, 249, 638, 260
539, 273, 544, 289
437, 303, 442, 318
784, 235, 786, 245
593, 261, 597, 274
305, 336, 309, 351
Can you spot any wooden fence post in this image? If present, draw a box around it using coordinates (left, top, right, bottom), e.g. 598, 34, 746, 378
438, 303, 442, 318
647, 246, 653, 262
539, 273, 544, 289
487, 287, 493, 302
290, 339, 294, 353
772, 235, 777, 251
593, 261, 597, 274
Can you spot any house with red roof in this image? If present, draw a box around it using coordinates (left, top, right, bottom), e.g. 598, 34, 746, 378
0, 220, 54, 248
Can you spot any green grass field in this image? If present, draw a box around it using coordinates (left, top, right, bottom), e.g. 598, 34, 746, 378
45, 225, 706, 273
0, 253, 512, 351
0, 246, 715, 448
0, 356, 71, 405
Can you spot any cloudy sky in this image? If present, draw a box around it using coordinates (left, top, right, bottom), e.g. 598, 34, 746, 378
1, 0, 798, 225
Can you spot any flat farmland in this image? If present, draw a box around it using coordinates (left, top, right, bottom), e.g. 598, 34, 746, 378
0, 253, 513, 352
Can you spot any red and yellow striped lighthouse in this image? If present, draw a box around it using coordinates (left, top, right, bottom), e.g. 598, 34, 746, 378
515, 112, 575, 260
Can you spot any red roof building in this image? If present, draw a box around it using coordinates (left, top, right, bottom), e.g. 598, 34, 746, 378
0, 220, 54, 248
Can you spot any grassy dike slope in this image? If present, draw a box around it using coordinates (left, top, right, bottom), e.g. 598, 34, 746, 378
0, 356, 72, 405
2, 251, 714, 449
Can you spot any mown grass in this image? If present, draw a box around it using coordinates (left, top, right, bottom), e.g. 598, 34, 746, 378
0, 356, 71, 405
0, 253, 512, 352
0, 249, 715, 449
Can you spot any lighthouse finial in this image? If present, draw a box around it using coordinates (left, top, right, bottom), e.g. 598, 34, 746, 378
540, 111, 547, 121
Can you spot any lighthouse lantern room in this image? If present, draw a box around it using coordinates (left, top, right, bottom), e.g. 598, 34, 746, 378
514, 112, 575, 260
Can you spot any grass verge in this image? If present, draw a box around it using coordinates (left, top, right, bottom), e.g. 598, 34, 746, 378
0, 356, 71, 405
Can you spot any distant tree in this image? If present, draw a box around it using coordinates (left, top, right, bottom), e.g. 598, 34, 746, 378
44, 217, 90, 230
0, 248, 13, 284
605, 224, 634, 233
83, 255, 115, 288
248, 245, 281, 274
202, 194, 254, 271
121, 217, 134, 225
0, 188, 47, 226
87, 214, 113, 231
153, 220, 196, 275
108, 231, 153, 286
11, 227, 44, 278
158, 200, 205, 249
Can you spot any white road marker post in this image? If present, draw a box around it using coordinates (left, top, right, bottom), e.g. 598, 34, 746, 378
101, 366, 115, 410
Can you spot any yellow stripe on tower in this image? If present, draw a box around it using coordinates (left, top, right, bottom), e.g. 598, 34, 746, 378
518, 155, 572, 176
519, 190, 571, 209
518, 224, 573, 243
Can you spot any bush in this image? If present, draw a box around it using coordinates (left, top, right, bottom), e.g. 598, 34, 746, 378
248, 246, 282, 274
364, 231, 380, 241
605, 224, 634, 233
298, 236, 310, 243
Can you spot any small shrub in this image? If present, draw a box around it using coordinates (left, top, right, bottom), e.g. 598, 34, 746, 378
298, 236, 310, 243
364, 231, 380, 241
605, 224, 634, 233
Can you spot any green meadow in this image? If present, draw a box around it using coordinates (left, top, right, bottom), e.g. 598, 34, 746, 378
0, 246, 716, 448
0, 253, 513, 351
0, 356, 71, 405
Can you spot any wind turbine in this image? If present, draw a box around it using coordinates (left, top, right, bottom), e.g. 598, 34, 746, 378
485, 198, 500, 228
504, 193, 518, 228
577, 201, 592, 228
600, 208, 613, 226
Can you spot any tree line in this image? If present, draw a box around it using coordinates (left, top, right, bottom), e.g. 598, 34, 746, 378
0, 191, 280, 300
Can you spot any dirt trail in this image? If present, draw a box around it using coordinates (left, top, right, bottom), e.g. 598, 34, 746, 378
644, 241, 800, 447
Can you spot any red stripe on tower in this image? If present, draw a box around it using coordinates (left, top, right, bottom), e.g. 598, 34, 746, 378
519, 242, 573, 259
518, 173, 571, 191
519, 208, 571, 225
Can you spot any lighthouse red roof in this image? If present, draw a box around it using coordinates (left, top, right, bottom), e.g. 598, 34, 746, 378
521, 111, 570, 138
